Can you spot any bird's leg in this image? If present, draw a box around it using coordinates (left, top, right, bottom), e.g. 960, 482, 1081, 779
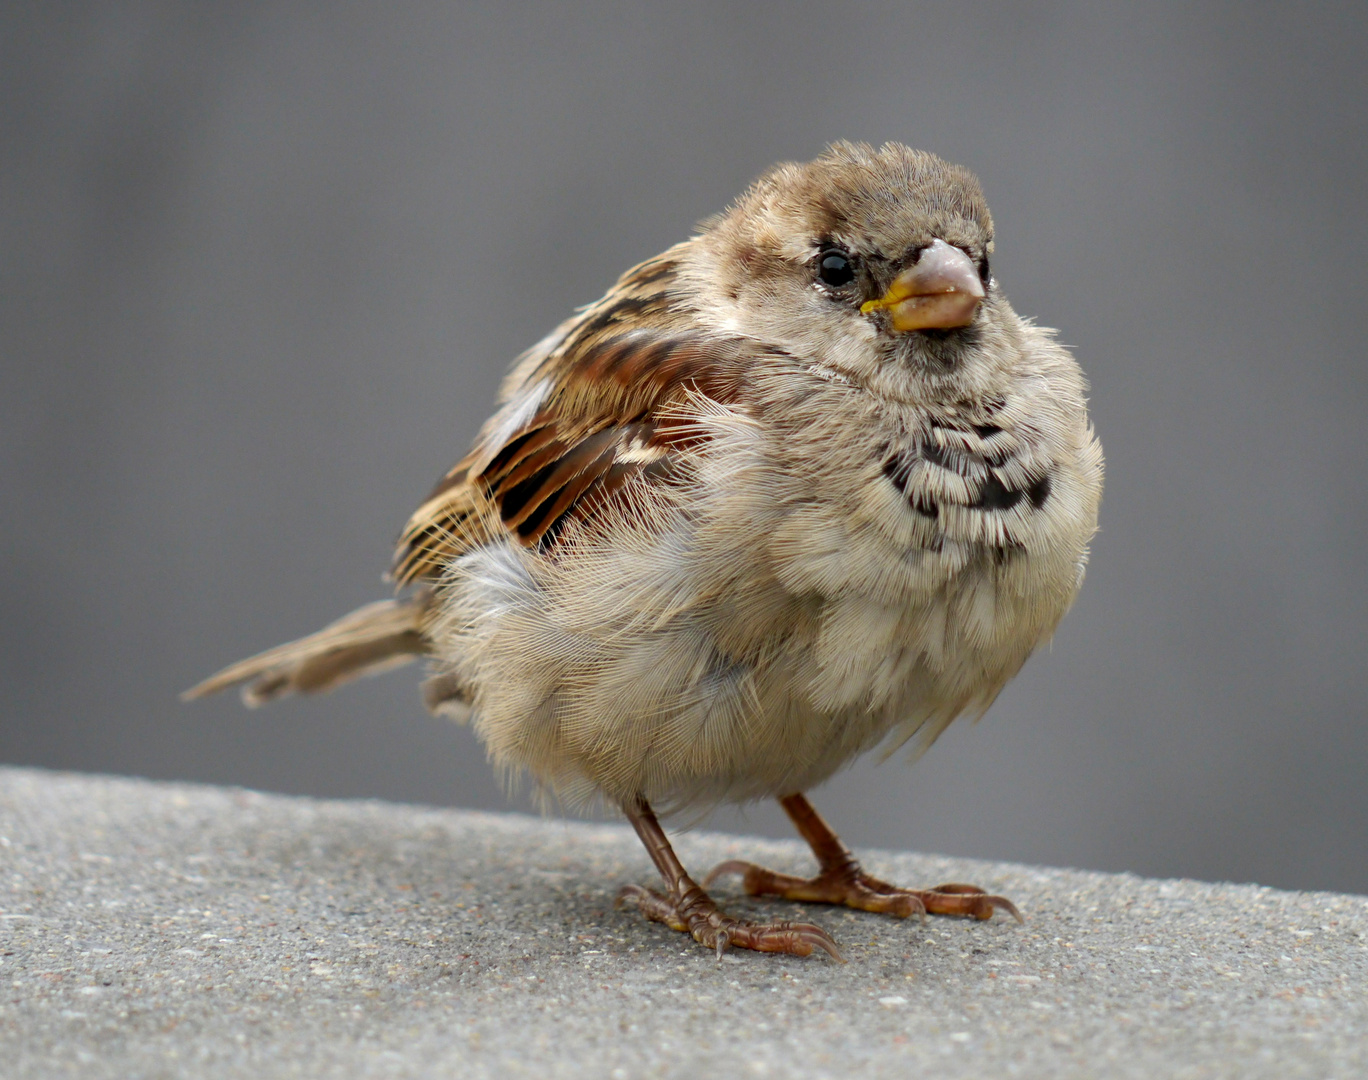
704, 793, 1022, 924
615, 795, 843, 961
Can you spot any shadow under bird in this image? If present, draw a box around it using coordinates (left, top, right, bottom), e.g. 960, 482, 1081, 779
186, 142, 1103, 961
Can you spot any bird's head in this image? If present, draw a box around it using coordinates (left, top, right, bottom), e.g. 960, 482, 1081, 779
690, 141, 1014, 403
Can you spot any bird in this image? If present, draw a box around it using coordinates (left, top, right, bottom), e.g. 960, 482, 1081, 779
185, 141, 1103, 961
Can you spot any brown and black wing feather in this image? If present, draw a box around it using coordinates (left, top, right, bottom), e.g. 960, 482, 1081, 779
392, 252, 755, 585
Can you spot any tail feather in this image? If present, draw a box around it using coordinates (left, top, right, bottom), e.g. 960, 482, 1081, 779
182, 591, 435, 707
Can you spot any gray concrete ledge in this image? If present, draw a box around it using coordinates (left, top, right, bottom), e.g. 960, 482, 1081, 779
0, 766, 1364, 1079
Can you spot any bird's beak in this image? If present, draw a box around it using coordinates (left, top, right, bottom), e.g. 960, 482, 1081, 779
861, 239, 985, 331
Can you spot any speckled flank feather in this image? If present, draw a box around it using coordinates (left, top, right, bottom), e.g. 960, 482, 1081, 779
191, 141, 1103, 822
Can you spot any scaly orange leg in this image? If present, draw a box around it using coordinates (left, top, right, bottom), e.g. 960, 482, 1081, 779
616, 796, 844, 961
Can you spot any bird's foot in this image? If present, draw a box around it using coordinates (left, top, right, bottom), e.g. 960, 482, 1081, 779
703, 859, 1023, 924
616, 883, 844, 961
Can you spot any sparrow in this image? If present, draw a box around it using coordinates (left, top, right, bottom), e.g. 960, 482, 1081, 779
186, 142, 1103, 961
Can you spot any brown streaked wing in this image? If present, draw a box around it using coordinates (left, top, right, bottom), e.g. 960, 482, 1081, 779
391, 328, 757, 585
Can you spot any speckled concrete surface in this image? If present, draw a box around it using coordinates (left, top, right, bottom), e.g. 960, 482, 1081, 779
1, 767, 1364, 1079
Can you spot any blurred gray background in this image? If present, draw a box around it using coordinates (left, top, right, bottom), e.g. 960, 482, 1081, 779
4, 3, 1366, 895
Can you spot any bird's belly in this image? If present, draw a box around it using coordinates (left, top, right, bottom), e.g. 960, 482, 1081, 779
432, 519, 1079, 812
800, 547, 1069, 760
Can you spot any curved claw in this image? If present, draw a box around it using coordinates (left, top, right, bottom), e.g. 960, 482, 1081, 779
796, 925, 846, 962
730, 918, 845, 962
927, 883, 1024, 924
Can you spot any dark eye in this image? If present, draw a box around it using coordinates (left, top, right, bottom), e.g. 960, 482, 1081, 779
816, 248, 855, 288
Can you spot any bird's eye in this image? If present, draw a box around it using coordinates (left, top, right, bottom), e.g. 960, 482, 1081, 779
816, 248, 855, 288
